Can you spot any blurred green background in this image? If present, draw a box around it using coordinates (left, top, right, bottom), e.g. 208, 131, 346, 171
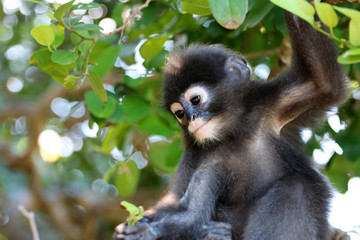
0, 0, 360, 239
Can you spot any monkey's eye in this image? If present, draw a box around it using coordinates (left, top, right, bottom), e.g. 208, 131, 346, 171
175, 110, 185, 119
170, 103, 184, 121
190, 95, 201, 105
184, 86, 208, 106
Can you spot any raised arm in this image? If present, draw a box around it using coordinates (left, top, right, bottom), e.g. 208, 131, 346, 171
272, 12, 348, 131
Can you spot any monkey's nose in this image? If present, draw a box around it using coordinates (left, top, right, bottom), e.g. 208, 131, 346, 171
191, 114, 196, 121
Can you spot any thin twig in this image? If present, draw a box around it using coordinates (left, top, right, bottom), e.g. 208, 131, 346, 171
18, 205, 40, 240
94, 0, 152, 42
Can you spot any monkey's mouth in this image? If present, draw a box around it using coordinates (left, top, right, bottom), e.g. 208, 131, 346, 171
189, 119, 214, 140
194, 120, 211, 133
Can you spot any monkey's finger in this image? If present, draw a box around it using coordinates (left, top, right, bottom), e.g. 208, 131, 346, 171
124, 222, 148, 234
203, 232, 232, 240
202, 222, 232, 231
201, 230, 232, 239
113, 232, 142, 240
114, 223, 127, 234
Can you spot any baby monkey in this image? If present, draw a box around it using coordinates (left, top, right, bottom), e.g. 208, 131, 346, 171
114, 11, 349, 240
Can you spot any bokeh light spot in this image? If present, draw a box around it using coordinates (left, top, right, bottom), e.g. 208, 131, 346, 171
6, 77, 23, 93
99, 18, 116, 34
38, 129, 62, 162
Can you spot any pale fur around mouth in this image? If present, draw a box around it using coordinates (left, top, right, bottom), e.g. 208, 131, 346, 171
188, 118, 215, 140
194, 120, 211, 134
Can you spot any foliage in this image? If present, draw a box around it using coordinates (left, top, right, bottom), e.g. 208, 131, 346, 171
120, 201, 145, 226
271, 0, 360, 63
1, 0, 360, 239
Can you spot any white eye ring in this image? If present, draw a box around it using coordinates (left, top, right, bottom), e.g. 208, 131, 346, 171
170, 102, 185, 120
184, 86, 208, 105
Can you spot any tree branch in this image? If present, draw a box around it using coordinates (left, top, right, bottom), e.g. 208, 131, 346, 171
18, 205, 40, 240
94, 0, 152, 42
243, 47, 282, 60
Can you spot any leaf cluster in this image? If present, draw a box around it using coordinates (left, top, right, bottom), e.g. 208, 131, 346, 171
26, 0, 360, 196
29, 0, 113, 102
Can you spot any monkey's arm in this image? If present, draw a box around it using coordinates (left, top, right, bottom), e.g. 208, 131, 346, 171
272, 12, 348, 130
114, 164, 230, 240
140, 153, 202, 222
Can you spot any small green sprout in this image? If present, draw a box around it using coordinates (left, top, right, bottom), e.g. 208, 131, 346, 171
120, 201, 145, 226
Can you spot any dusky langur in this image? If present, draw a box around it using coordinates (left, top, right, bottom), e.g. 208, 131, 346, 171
114, 11, 349, 240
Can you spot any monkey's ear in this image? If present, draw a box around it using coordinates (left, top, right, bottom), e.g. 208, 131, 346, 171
225, 55, 249, 73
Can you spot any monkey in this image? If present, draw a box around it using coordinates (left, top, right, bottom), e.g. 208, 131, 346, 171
113, 11, 349, 240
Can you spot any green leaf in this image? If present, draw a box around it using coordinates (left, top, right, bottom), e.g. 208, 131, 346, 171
324, 155, 357, 193
92, 45, 122, 78
139, 115, 175, 138
140, 36, 168, 62
334, 6, 360, 22
124, 76, 146, 89
85, 91, 117, 118
46, 12, 57, 21
63, 75, 78, 89
31, 25, 55, 47
70, 30, 89, 44
54, 0, 75, 19
72, 24, 103, 31
120, 94, 151, 122
87, 71, 107, 103
336, 132, 360, 162
77, 40, 92, 56
26, 0, 52, 9
244, 0, 273, 28
134, 4, 157, 29
270, 0, 315, 26
30, 48, 52, 68
349, 19, 360, 46
48, 68, 69, 83
120, 201, 138, 213
89, 42, 111, 61
51, 24, 65, 48
120, 201, 144, 226
101, 124, 131, 154
51, 50, 78, 65
314, 2, 338, 29
71, 2, 101, 10
208, 0, 248, 30
75, 56, 85, 73
30, 49, 69, 83
347, 48, 360, 56
64, 16, 82, 28
148, 140, 181, 174
112, 4, 124, 26
165, 139, 183, 168
144, 49, 168, 69
181, 0, 212, 16
54, 1, 60, 9
325, 170, 349, 194
338, 50, 360, 64
110, 107, 125, 123
115, 161, 140, 197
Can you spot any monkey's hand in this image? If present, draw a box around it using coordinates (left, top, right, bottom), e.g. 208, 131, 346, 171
113, 220, 159, 240
199, 221, 232, 240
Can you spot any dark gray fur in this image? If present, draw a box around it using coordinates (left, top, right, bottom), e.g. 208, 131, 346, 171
114, 12, 348, 240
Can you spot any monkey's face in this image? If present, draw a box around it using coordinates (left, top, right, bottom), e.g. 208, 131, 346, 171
163, 45, 252, 145
169, 85, 224, 143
